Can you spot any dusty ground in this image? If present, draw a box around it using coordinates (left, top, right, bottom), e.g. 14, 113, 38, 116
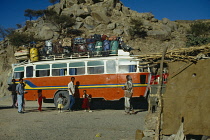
0, 96, 147, 140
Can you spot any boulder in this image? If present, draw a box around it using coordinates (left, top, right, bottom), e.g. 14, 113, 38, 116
115, 2, 122, 11
161, 24, 172, 33
76, 17, 83, 22
151, 18, 158, 22
83, 24, 95, 30
113, 29, 124, 35
162, 18, 170, 25
84, 16, 99, 26
72, 22, 84, 29
91, 11, 110, 24
107, 23, 116, 30
76, 8, 90, 17
61, 8, 74, 16
122, 6, 130, 16
38, 26, 54, 40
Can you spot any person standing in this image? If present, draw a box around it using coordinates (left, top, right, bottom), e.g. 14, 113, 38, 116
82, 90, 92, 112
123, 75, 135, 115
37, 90, 43, 112
68, 77, 75, 111
57, 93, 64, 113
16, 78, 25, 113
9, 79, 17, 108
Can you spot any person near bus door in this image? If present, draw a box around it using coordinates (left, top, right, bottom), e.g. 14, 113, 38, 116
123, 75, 135, 115
8, 79, 17, 108
16, 78, 25, 114
68, 77, 75, 111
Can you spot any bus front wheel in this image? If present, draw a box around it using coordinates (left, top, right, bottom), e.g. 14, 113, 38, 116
54, 91, 70, 110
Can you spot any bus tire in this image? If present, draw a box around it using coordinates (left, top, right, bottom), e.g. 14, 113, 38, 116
54, 90, 70, 110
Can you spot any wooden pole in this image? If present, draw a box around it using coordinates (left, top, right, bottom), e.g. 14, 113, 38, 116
154, 46, 168, 140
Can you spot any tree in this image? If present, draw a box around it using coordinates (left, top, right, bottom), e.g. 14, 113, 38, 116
43, 9, 76, 35
24, 9, 36, 21
0, 26, 15, 40
7, 32, 40, 47
129, 18, 147, 38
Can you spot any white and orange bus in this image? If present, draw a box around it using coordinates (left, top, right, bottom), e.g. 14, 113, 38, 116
12, 52, 151, 109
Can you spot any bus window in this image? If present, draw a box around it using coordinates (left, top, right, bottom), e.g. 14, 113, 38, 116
69, 62, 85, 75
87, 61, 104, 74
106, 60, 116, 74
14, 67, 24, 79
52, 63, 67, 76
36, 64, 50, 77
26, 66, 33, 77
119, 59, 137, 73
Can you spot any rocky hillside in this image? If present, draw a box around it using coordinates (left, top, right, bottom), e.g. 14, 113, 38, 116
16, 0, 190, 53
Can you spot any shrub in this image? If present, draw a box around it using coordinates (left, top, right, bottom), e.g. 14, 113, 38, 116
8, 32, 40, 47
129, 18, 147, 38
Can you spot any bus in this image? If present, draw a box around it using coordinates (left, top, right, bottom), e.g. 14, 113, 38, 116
12, 52, 151, 109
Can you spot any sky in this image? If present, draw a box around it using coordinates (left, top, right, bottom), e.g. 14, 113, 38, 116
0, 0, 209, 29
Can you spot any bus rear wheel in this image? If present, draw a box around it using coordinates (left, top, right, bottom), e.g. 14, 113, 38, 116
54, 91, 70, 110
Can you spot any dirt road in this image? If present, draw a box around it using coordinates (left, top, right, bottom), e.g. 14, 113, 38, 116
0, 96, 147, 140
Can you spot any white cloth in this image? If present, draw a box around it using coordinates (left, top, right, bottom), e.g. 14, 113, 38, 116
68, 81, 75, 95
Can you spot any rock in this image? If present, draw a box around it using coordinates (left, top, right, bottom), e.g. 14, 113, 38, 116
72, 22, 84, 29
162, 18, 170, 25
53, 3, 62, 14
38, 26, 54, 40
83, 24, 95, 30
161, 24, 172, 33
84, 16, 98, 26
76, 17, 83, 22
76, 8, 90, 17
143, 130, 155, 137
113, 29, 124, 35
151, 18, 158, 22
122, 6, 130, 16
167, 21, 178, 31
115, 2, 122, 11
61, 8, 74, 16
107, 23, 116, 30
142, 13, 154, 20
91, 11, 110, 24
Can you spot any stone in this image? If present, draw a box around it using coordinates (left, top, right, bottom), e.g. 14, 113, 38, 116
76, 17, 83, 22
151, 18, 158, 22
72, 22, 84, 29
161, 24, 172, 33
143, 130, 155, 137
115, 2, 122, 11
162, 18, 170, 25
107, 23, 116, 30
38, 26, 54, 40
83, 24, 95, 30
91, 11, 110, 24
113, 29, 124, 35
122, 6, 130, 16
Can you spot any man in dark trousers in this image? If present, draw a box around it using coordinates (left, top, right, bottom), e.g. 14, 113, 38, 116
9, 79, 17, 108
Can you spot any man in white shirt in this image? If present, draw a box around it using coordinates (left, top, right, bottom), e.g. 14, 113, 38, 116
68, 77, 75, 111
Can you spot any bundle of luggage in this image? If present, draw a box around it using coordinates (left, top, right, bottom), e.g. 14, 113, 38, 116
39, 34, 133, 59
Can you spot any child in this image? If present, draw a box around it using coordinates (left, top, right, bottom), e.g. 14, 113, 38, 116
82, 90, 92, 112
57, 93, 64, 113
37, 90, 42, 112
